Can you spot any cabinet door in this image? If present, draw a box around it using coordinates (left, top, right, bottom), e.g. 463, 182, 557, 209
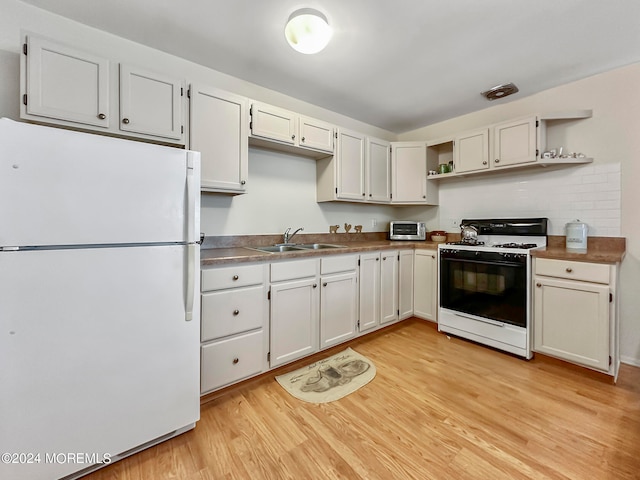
270, 278, 319, 368
250, 102, 296, 145
359, 252, 381, 332
534, 276, 610, 371
119, 64, 184, 141
454, 128, 489, 173
336, 128, 366, 201
190, 85, 248, 193
24, 36, 109, 128
492, 116, 537, 168
398, 250, 414, 320
391, 142, 428, 204
380, 251, 399, 325
299, 116, 334, 153
367, 137, 391, 202
414, 250, 437, 321
320, 272, 358, 348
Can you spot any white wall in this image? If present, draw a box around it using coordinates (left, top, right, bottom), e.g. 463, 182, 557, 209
400, 64, 640, 366
201, 147, 406, 235
437, 163, 620, 236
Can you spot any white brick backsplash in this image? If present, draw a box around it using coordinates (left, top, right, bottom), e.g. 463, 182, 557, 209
439, 163, 621, 236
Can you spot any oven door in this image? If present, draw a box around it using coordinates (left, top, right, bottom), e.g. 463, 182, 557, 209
439, 249, 528, 328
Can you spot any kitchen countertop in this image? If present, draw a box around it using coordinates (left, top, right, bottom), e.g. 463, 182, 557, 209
200, 234, 626, 266
531, 236, 626, 264
201, 240, 443, 266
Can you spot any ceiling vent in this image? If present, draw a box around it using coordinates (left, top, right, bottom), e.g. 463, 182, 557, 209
481, 83, 519, 101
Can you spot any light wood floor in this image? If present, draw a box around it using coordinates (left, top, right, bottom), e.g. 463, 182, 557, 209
86, 319, 640, 480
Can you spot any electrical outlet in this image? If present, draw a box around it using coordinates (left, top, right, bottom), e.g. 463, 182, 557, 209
371, 218, 377, 228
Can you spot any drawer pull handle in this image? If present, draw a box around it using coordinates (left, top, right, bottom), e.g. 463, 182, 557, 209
323, 282, 328, 287
122, 117, 130, 124
232, 358, 239, 364
232, 275, 239, 280
98, 113, 106, 120
233, 309, 240, 315
313, 283, 317, 288
536, 283, 542, 287
566, 268, 573, 273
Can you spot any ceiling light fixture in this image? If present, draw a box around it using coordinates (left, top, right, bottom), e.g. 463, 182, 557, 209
481, 82, 519, 100
284, 8, 333, 54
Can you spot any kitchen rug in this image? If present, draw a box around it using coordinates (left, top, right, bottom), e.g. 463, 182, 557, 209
275, 348, 376, 404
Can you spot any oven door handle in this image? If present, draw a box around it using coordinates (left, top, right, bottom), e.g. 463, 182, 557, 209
454, 312, 505, 328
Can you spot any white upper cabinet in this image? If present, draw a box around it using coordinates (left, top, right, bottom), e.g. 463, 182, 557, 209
336, 128, 367, 201
391, 142, 437, 205
21, 34, 186, 144
22, 35, 110, 128
367, 137, 391, 203
119, 64, 184, 141
429, 111, 592, 181
491, 116, 537, 168
250, 102, 296, 145
299, 116, 334, 153
189, 84, 248, 194
250, 102, 334, 155
454, 128, 489, 174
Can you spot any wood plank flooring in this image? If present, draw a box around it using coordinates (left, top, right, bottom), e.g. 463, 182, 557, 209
85, 319, 640, 480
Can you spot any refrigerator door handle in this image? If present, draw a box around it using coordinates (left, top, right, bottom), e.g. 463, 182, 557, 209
186, 152, 196, 244
185, 243, 196, 321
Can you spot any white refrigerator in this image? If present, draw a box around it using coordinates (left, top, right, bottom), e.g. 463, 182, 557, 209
0, 118, 201, 480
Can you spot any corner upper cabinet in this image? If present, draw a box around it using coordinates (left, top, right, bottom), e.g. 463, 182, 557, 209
189, 85, 248, 194
391, 142, 437, 205
21, 35, 110, 128
119, 64, 185, 141
491, 116, 537, 168
249, 102, 334, 155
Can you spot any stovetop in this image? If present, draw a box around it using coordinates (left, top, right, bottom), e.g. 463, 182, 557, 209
441, 217, 549, 254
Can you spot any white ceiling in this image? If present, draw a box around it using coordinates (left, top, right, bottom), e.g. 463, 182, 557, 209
19, 0, 640, 133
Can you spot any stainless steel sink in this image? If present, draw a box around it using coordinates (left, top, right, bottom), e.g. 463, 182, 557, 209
247, 243, 346, 253
294, 243, 346, 250
248, 245, 303, 253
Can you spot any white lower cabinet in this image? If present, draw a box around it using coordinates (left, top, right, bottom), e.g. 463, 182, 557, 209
399, 250, 414, 320
201, 331, 264, 393
200, 263, 268, 394
533, 257, 619, 377
319, 255, 358, 348
358, 252, 381, 332
380, 251, 399, 325
269, 259, 320, 368
413, 249, 437, 321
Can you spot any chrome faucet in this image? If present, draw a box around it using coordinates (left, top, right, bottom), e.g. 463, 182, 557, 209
283, 227, 304, 245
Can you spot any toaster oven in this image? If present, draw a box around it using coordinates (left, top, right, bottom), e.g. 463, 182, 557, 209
389, 221, 426, 241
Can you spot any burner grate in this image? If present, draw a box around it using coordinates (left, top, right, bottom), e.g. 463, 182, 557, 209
492, 243, 538, 249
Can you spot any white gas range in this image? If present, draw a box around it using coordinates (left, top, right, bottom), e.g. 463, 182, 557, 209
437, 218, 548, 359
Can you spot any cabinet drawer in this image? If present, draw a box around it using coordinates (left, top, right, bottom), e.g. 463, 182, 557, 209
201, 330, 264, 393
535, 258, 609, 284
201, 285, 265, 342
271, 258, 318, 282
202, 264, 265, 291
321, 254, 358, 274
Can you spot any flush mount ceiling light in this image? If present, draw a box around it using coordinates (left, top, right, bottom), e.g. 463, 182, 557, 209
481, 82, 520, 100
285, 8, 333, 54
